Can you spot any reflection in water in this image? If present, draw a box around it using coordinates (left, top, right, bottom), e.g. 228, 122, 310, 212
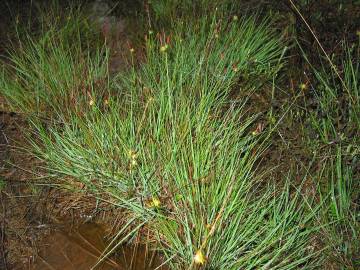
31, 222, 167, 270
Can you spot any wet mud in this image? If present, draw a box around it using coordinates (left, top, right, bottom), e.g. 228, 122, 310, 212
31, 222, 166, 270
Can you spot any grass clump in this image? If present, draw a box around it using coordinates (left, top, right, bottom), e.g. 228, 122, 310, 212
0, 4, 107, 120
317, 149, 359, 269
301, 43, 360, 269
305, 45, 359, 150
11, 13, 325, 269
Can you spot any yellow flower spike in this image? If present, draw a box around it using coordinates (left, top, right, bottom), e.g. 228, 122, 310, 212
130, 159, 137, 166
89, 99, 95, 106
233, 15, 238, 21
160, 45, 168, 53
128, 150, 137, 160
129, 48, 135, 53
299, 83, 307, 91
151, 197, 161, 208
194, 249, 206, 265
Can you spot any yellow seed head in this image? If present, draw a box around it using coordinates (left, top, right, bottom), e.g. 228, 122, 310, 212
233, 15, 238, 21
130, 48, 135, 53
194, 250, 206, 265
128, 150, 137, 159
160, 45, 168, 53
130, 159, 137, 166
89, 99, 95, 106
299, 83, 307, 91
151, 197, 161, 208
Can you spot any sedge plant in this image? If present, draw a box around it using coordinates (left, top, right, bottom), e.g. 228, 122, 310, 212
21, 13, 325, 269
302, 42, 360, 269
0, 3, 108, 121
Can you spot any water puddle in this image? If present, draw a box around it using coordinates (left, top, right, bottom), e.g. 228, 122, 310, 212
31, 222, 167, 270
